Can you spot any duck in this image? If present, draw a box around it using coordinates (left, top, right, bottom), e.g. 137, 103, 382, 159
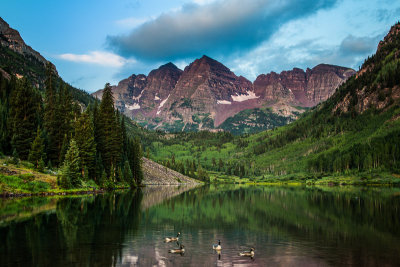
238, 247, 255, 257
212, 240, 222, 251
168, 244, 185, 254
164, 232, 180, 242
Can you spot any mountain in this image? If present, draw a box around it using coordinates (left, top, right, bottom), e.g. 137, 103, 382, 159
0, 17, 92, 105
92, 62, 183, 120
0, 17, 55, 85
149, 22, 400, 183
94, 55, 355, 134
254, 64, 355, 106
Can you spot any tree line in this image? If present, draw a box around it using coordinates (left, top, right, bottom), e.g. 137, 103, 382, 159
0, 64, 143, 189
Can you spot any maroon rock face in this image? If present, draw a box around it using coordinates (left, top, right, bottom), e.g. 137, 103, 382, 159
157, 55, 254, 126
92, 55, 355, 131
254, 64, 356, 107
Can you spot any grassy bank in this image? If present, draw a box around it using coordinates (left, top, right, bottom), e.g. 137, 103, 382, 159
209, 170, 400, 186
0, 157, 126, 197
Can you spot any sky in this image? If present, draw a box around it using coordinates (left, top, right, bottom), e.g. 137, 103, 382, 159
2, 0, 400, 93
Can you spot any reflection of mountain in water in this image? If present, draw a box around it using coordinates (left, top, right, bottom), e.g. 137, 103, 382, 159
1, 186, 400, 266
140, 184, 200, 210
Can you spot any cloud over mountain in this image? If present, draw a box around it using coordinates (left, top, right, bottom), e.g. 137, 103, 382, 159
107, 0, 338, 61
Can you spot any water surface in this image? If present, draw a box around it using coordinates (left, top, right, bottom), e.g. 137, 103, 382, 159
1, 185, 400, 266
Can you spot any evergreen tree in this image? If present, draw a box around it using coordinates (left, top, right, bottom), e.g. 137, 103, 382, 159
28, 128, 45, 169
74, 111, 96, 180
123, 160, 133, 185
0, 75, 14, 154
44, 64, 59, 164
59, 134, 69, 165
44, 70, 74, 166
97, 83, 122, 176
9, 78, 41, 159
130, 137, 143, 186
59, 139, 82, 189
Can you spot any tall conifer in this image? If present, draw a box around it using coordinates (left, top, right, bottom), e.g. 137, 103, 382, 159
9, 78, 40, 159
28, 128, 45, 169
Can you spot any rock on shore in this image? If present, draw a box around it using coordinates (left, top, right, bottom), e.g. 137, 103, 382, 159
142, 158, 200, 185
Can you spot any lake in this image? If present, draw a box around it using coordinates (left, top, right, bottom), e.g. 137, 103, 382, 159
1, 185, 400, 266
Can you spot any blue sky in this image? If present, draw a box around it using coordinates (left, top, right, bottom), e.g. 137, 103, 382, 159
2, 0, 400, 92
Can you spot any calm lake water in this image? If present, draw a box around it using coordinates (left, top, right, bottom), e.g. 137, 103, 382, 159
1, 185, 400, 266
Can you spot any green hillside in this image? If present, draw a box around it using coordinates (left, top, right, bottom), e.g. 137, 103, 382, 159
147, 22, 400, 184
218, 107, 295, 135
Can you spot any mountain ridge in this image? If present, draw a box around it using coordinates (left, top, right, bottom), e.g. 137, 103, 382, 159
93, 56, 355, 133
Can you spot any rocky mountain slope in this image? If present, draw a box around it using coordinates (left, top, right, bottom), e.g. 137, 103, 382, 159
93, 55, 355, 134
0, 17, 93, 105
150, 22, 400, 182
0, 17, 55, 86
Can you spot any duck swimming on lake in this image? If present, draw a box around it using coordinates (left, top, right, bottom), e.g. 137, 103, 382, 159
168, 244, 185, 254
165, 232, 180, 242
212, 240, 222, 251
238, 248, 255, 257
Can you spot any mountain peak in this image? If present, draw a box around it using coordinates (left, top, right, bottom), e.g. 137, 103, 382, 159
0, 17, 48, 66
198, 55, 219, 64
377, 22, 400, 53
189, 55, 232, 75
159, 62, 180, 70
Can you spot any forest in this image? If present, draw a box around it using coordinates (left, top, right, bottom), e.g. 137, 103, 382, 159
0, 64, 143, 190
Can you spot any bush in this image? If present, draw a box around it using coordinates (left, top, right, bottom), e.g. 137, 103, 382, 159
103, 179, 115, 191
82, 179, 98, 189
19, 173, 35, 182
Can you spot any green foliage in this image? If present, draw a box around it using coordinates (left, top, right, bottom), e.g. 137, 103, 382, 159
0, 43, 144, 190
44, 67, 75, 166
9, 78, 41, 159
219, 108, 292, 135
123, 160, 133, 185
179, 98, 193, 108
19, 173, 35, 182
28, 128, 45, 170
129, 138, 143, 186
58, 139, 82, 189
197, 165, 210, 182
74, 111, 96, 180
11, 148, 19, 165
97, 83, 122, 177
0, 174, 50, 193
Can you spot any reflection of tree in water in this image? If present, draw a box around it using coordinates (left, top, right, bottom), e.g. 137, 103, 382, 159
146, 186, 400, 266
0, 191, 142, 266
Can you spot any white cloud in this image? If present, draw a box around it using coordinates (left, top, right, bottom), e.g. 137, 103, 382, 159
193, 0, 218, 5
116, 17, 149, 28
108, 0, 338, 61
229, 0, 400, 80
57, 51, 134, 67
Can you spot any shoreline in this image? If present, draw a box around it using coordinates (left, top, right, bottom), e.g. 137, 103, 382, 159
2, 181, 399, 199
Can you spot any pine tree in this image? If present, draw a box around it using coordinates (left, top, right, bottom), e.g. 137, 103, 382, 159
59, 139, 82, 189
123, 160, 133, 185
59, 134, 69, 165
74, 111, 96, 180
131, 137, 143, 186
28, 128, 45, 169
97, 83, 122, 176
44, 70, 74, 166
44, 64, 58, 164
0, 75, 13, 154
9, 78, 41, 159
